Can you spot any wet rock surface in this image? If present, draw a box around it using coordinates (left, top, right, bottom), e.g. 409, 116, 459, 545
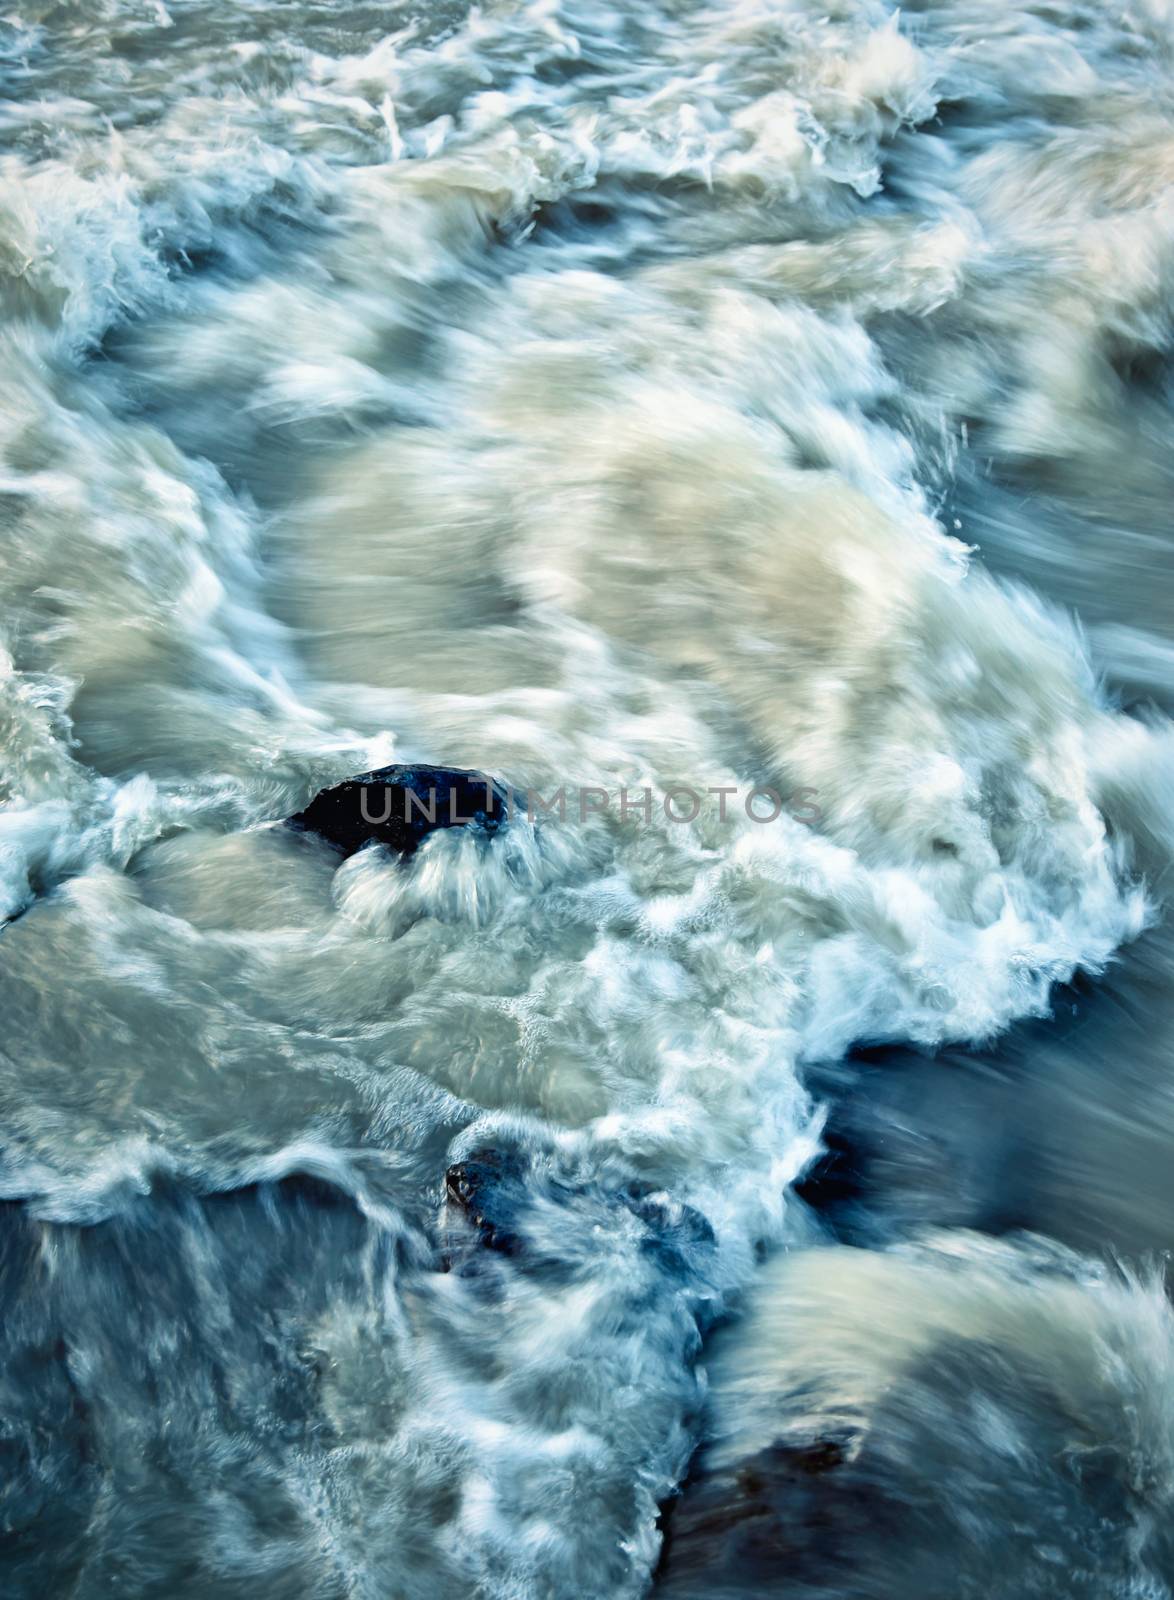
287, 764, 513, 858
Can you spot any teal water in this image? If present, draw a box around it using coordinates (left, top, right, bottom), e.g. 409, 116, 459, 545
3, 3, 1174, 1595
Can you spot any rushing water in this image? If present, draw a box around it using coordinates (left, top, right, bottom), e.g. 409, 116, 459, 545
2, 1, 1174, 1595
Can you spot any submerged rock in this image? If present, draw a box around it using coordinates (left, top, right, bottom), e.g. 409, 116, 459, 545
287, 764, 512, 858
441, 1145, 717, 1280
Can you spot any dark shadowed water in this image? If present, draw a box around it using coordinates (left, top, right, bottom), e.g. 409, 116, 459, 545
3, 2, 1174, 1595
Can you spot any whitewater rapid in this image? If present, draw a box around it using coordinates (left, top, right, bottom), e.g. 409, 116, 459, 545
3, 1, 1174, 1596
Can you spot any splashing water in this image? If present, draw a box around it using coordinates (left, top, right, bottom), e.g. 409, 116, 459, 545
2, 1, 1174, 1595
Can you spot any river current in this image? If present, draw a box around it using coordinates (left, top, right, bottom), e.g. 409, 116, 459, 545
3, 2, 1174, 1596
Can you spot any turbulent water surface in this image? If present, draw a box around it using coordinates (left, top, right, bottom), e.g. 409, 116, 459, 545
3, 1, 1174, 1595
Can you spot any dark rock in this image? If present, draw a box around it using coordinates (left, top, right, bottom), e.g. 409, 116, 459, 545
288, 764, 513, 859
443, 1149, 523, 1257
654, 1433, 867, 1598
